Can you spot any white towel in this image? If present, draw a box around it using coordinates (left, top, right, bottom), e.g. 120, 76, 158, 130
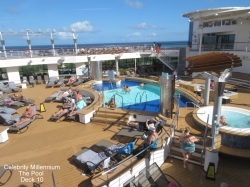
103, 157, 110, 169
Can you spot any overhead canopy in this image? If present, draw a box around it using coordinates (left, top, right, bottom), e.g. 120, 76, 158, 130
182, 52, 242, 73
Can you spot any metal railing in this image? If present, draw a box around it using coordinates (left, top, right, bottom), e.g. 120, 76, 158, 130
141, 91, 147, 105
200, 114, 209, 167
111, 93, 124, 108
185, 101, 206, 114
135, 92, 141, 105
102, 95, 180, 175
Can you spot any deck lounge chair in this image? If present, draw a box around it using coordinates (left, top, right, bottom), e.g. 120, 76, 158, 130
46, 77, 57, 88
36, 75, 43, 84
0, 106, 17, 114
72, 148, 113, 176
0, 83, 11, 94
72, 76, 83, 86
126, 71, 135, 77
4, 99, 25, 109
29, 76, 36, 87
132, 173, 152, 187
115, 128, 145, 142
0, 165, 12, 186
54, 77, 65, 88
8, 81, 21, 92
8, 105, 43, 133
137, 70, 149, 77
45, 91, 64, 102
147, 162, 170, 187
44, 75, 49, 84
0, 113, 20, 126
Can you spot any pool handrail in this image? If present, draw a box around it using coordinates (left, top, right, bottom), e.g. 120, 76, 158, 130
135, 92, 142, 105
111, 93, 124, 108
141, 91, 148, 105
185, 101, 206, 114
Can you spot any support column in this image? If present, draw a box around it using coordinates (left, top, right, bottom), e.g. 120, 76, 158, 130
204, 77, 211, 106
115, 56, 119, 75
87, 57, 91, 77
6, 67, 21, 84
134, 58, 137, 76
211, 81, 226, 149
51, 39, 55, 56
75, 62, 86, 76
0, 40, 7, 59
90, 61, 102, 80
47, 64, 59, 78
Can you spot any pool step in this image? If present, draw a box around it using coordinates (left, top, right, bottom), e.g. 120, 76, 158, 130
97, 107, 130, 114
94, 111, 130, 119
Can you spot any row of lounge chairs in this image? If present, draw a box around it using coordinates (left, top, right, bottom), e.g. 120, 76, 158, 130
0, 82, 22, 94
46, 76, 90, 88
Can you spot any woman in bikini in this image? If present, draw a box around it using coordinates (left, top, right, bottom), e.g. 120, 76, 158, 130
179, 127, 203, 168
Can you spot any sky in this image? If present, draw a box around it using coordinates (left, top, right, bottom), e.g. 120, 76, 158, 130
0, 0, 249, 46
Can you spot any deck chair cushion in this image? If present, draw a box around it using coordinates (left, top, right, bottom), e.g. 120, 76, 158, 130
76, 150, 108, 171
0, 107, 17, 114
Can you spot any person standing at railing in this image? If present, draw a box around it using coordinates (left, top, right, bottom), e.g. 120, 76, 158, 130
178, 127, 203, 169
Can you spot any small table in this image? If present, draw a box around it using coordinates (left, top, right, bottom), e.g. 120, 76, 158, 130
222, 96, 230, 104
0, 126, 9, 143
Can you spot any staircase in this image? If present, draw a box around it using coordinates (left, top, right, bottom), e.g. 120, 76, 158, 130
91, 107, 130, 126
169, 130, 205, 166
156, 52, 177, 71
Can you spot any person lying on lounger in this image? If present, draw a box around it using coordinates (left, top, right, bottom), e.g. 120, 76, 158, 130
12, 93, 26, 101
56, 87, 72, 100
67, 98, 86, 117
67, 76, 76, 84
52, 99, 73, 117
13, 106, 34, 127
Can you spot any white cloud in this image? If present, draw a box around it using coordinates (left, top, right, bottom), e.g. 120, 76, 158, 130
124, 0, 144, 9
151, 25, 165, 30
129, 23, 148, 30
56, 32, 72, 39
151, 33, 156, 36
127, 32, 142, 37
70, 21, 95, 32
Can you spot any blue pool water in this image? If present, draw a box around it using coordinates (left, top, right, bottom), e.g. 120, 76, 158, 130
216, 111, 250, 128
93, 80, 192, 112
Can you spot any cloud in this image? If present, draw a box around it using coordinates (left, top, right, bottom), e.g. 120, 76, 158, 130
127, 32, 142, 37
56, 32, 72, 39
129, 23, 165, 30
76, 8, 111, 10
5, 7, 20, 15
151, 25, 165, 30
150, 33, 156, 36
124, 0, 144, 9
70, 21, 95, 32
129, 23, 148, 30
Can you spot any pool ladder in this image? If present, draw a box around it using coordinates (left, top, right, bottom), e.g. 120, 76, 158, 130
135, 91, 147, 106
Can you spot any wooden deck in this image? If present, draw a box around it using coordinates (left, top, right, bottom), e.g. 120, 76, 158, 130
0, 78, 250, 187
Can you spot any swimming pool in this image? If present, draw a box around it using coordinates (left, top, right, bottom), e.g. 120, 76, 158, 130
93, 79, 193, 112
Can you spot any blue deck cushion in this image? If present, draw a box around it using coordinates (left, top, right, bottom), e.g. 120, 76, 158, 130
0, 107, 17, 115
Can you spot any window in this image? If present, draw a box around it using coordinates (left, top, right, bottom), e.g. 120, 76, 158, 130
222, 19, 230, 25
214, 20, 221, 26
0, 68, 7, 80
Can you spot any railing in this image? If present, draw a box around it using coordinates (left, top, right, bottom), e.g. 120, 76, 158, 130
111, 93, 124, 108
190, 42, 250, 52
135, 92, 141, 105
185, 101, 206, 114
102, 95, 180, 175
0, 42, 188, 60
86, 91, 103, 110
141, 91, 147, 105
200, 114, 209, 167
155, 52, 176, 70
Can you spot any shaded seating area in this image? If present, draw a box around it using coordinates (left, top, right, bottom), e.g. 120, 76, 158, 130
0, 166, 12, 186
182, 52, 242, 73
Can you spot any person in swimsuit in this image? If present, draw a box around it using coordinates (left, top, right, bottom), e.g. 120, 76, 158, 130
52, 99, 73, 117
126, 117, 161, 131
220, 115, 228, 126
179, 127, 203, 168
13, 106, 34, 127
143, 126, 159, 149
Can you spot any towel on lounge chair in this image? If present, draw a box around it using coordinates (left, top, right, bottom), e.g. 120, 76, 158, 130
0, 106, 18, 114
76, 150, 109, 171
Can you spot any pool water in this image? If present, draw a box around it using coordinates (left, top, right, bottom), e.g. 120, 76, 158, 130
93, 80, 192, 112
215, 111, 250, 128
